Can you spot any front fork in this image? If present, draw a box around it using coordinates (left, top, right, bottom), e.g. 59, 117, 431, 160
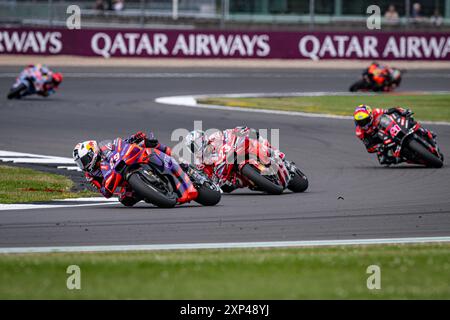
283, 160, 298, 183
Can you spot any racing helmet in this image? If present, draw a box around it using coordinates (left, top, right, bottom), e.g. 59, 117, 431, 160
353, 105, 373, 129
185, 130, 206, 155
73, 140, 100, 172
52, 72, 63, 86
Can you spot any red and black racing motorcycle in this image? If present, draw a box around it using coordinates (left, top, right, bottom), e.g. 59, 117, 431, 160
376, 112, 444, 168
350, 68, 403, 92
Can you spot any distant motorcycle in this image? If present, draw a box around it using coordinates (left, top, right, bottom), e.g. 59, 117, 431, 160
7, 66, 61, 99
100, 138, 221, 208
376, 112, 444, 168
7, 74, 38, 99
215, 132, 308, 195
350, 68, 403, 92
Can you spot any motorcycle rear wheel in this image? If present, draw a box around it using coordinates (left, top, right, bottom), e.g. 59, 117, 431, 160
406, 139, 443, 168
241, 164, 284, 195
128, 169, 177, 208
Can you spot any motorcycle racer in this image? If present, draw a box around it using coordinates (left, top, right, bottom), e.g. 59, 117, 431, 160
185, 126, 290, 193
364, 62, 394, 92
17, 64, 63, 97
354, 104, 436, 165
73, 131, 173, 206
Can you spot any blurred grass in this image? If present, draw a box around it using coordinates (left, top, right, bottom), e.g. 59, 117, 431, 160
0, 165, 95, 203
199, 94, 450, 122
0, 244, 449, 299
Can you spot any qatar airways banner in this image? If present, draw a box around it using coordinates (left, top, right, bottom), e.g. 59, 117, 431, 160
1, 27, 449, 60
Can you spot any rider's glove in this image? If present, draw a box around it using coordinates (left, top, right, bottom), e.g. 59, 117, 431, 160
84, 173, 101, 189
129, 131, 146, 143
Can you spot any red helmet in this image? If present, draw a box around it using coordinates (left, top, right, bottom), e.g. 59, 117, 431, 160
52, 72, 63, 85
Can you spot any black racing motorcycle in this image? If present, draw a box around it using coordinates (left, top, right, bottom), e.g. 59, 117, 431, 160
376, 112, 444, 168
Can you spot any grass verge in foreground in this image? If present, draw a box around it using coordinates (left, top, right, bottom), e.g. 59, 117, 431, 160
199, 94, 450, 122
0, 244, 449, 299
0, 165, 95, 204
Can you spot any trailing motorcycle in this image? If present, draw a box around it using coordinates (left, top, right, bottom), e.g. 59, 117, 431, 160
376, 112, 444, 168
215, 132, 308, 195
100, 138, 221, 208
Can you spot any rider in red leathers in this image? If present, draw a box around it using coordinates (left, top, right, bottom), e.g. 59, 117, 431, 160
73, 131, 172, 206
185, 126, 286, 192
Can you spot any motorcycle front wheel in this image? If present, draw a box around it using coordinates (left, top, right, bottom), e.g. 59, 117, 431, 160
7, 83, 27, 99
195, 181, 221, 206
128, 168, 178, 208
349, 79, 369, 92
406, 139, 443, 168
287, 168, 309, 193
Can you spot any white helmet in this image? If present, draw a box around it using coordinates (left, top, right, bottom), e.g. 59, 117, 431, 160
185, 130, 206, 156
73, 140, 100, 172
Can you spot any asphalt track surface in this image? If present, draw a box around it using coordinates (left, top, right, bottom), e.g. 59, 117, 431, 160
0, 67, 449, 247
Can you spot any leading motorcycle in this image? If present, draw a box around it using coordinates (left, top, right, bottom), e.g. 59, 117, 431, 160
350, 68, 403, 92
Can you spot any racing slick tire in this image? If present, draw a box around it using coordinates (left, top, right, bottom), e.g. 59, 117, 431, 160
195, 182, 222, 206
406, 139, 443, 168
287, 168, 309, 193
128, 169, 177, 208
7, 83, 27, 99
241, 164, 284, 195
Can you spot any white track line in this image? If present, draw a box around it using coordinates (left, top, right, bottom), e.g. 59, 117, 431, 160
0, 199, 118, 211
155, 91, 450, 126
1, 236, 449, 254
0, 150, 77, 165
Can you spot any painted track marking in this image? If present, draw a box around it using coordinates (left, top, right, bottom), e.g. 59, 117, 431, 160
155, 91, 450, 126
0, 236, 449, 254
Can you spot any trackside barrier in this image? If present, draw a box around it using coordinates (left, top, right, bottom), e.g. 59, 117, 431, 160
0, 27, 449, 60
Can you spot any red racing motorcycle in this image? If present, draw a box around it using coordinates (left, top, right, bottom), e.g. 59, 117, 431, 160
376, 113, 444, 168
214, 132, 308, 195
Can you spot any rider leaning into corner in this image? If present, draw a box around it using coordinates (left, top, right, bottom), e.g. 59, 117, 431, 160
184, 126, 296, 193
18, 64, 63, 97
73, 131, 175, 207
354, 104, 437, 165
364, 62, 395, 92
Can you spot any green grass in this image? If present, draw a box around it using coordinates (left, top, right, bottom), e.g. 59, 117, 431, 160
199, 94, 450, 122
0, 165, 95, 204
0, 244, 449, 299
